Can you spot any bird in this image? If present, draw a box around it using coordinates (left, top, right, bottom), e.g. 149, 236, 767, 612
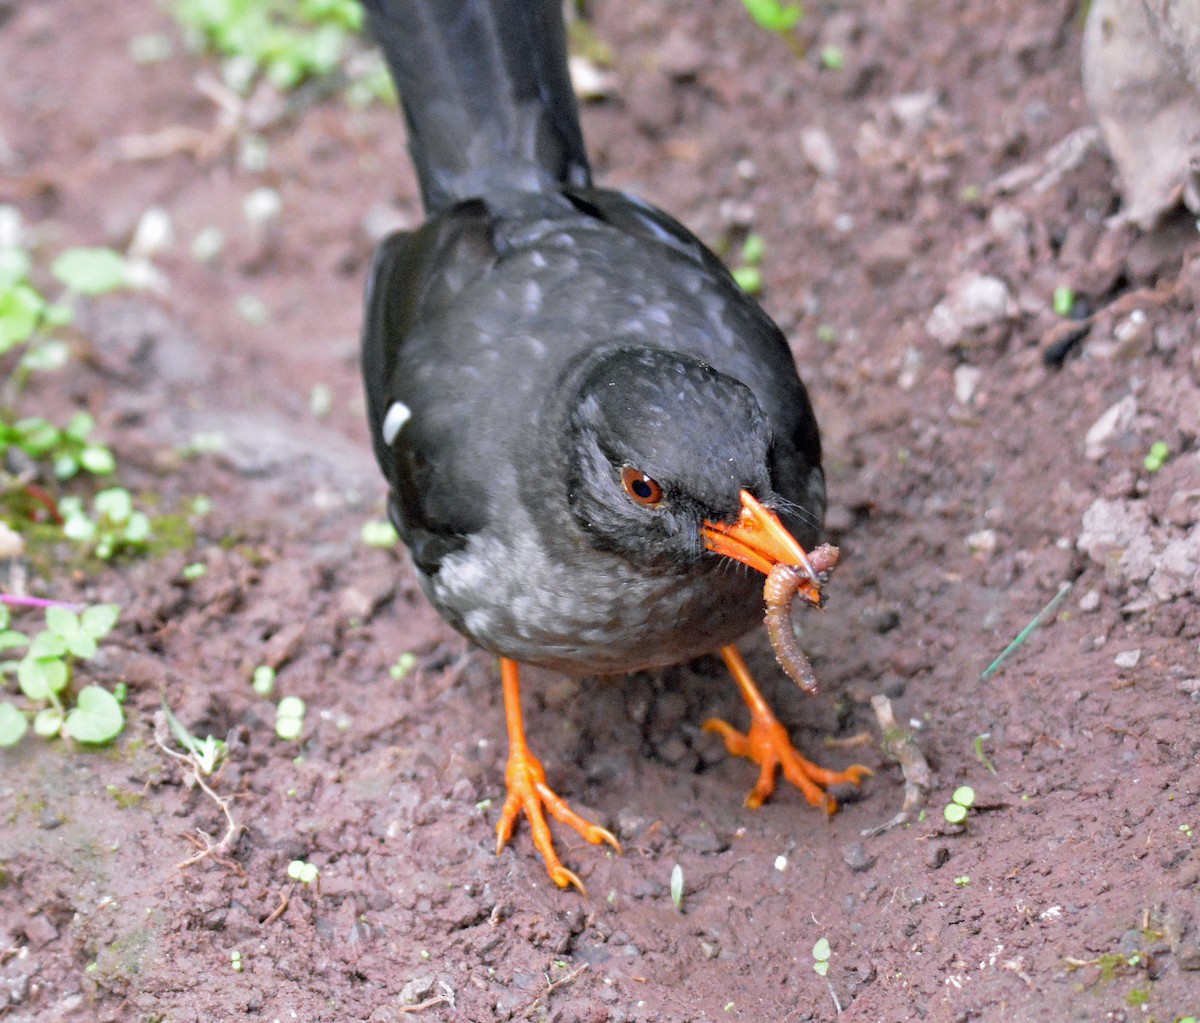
358, 0, 870, 892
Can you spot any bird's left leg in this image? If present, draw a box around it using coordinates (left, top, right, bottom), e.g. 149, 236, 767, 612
495, 657, 621, 892
704, 645, 871, 811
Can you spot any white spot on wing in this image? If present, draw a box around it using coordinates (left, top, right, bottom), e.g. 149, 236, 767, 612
382, 401, 411, 446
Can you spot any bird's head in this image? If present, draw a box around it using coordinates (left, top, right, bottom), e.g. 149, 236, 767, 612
563, 346, 822, 579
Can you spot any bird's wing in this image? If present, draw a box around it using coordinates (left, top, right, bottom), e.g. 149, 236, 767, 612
361, 200, 499, 574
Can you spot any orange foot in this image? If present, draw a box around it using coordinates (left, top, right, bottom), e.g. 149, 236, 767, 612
496, 658, 620, 893
704, 645, 872, 812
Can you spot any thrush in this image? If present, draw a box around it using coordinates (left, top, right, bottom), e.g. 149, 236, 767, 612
359, 0, 869, 891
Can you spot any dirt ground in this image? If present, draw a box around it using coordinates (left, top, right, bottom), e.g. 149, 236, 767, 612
2, 0, 1199, 1020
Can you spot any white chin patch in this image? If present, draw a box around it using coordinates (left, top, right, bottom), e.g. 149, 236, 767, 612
382, 401, 412, 446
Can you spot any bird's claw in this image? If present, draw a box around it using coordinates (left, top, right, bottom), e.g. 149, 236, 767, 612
496, 744, 620, 893
703, 714, 872, 812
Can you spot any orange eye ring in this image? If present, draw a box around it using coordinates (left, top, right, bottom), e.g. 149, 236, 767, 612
621, 466, 663, 506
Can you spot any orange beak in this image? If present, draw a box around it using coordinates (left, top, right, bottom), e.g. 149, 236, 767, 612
702, 490, 817, 583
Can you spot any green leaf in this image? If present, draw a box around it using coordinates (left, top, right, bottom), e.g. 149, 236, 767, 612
944, 802, 968, 824
81, 604, 120, 639
28, 629, 69, 659
952, 785, 976, 809
51, 247, 127, 296
15, 417, 59, 455
0, 702, 28, 746
0, 247, 31, 287
20, 338, 70, 372
64, 633, 97, 660
33, 705, 63, 738
0, 629, 30, 652
18, 655, 68, 699
123, 512, 152, 543
0, 282, 43, 352
731, 266, 762, 295
94, 487, 134, 523
742, 0, 803, 32
79, 446, 116, 474
63, 685, 124, 743
45, 605, 79, 637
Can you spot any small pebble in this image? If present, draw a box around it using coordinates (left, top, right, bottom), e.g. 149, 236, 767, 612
1113, 649, 1141, 669
841, 842, 876, 873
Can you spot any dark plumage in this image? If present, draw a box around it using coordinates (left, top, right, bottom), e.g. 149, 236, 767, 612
359, 0, 866, 891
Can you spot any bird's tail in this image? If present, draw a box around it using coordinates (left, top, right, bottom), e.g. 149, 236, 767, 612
360, 0, 592, 214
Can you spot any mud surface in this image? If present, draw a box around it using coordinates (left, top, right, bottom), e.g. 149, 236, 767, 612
2, 1, 1199, 1020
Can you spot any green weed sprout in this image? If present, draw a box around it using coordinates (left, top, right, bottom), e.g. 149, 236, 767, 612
361, 519, 399, 547
275, 695, 306, 739
252, 664, 276, 696
0, 602, 124, 746
60, 487, 152, 559
812, 936, 831, 976
170, 0, 387, 98
943, 785, 976, 825
1052, 285, 1075, 317
287, 858, 319, 885
161, 700, 228, 775
670, 863, 684, 910
742, 0, 803, 33
1144, 441, 1169, 472
731, 233, 765, 296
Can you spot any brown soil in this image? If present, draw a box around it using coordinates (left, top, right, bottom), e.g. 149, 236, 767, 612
2, 1, 1199, 1021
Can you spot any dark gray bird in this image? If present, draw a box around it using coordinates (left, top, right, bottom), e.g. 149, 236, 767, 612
359, 0, 868, 891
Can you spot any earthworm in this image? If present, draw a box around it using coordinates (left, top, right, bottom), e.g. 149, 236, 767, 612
763, 544, 839, 695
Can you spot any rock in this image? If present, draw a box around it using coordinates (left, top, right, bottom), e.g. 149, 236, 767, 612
863, 224, 917, 285
657, 29, 706, 79
1084, 395, 1138, 461
1077, 497, 1152, 564
953, 365, 982, 405
799, 127, 840, 178
1149, 526, 1200, 600
925, 274, 1015, 347
1113, 649, 1142, 668
889, 91, 940, 133
841, 842, 877, 873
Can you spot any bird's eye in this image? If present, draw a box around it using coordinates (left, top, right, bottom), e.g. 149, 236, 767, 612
621, 466, 663, 506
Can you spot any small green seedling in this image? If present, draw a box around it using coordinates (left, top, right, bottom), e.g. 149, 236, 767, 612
252, 664, 276, 696
170, 0, 389, 100
361, 519, 399, 547
389, 652, 417, 680
820, 44, 845, 70
181, 562, 207, 580
741, 0, 803, 33
0, 413, 115, 481
1144, 441, 1169, 472
60, 488, 152, 560
230, 949, 243, 972
51, 247, 129, 296
943, 785, 976, 825
275, 695, 306, 740
670, 863, 684, 910
161, 700, 227, 775
287, 858, 319, 885
972, 733, 996, 775
1052, 285, 1075, 317
812, 936, 831, 977
731, 232, 765, 296
954, 875, 971, 886
0, 602, 124, 746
